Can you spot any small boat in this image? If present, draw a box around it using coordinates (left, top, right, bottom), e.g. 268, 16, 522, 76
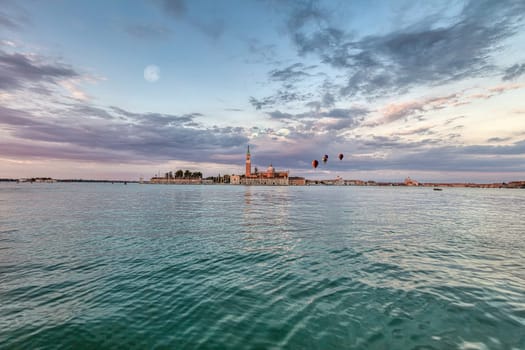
433, 188, 443, 191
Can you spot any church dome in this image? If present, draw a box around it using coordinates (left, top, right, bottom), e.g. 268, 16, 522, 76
267, 164, 275, 173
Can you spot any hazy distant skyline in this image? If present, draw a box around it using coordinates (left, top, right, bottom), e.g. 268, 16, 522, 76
1, 0, 524, 182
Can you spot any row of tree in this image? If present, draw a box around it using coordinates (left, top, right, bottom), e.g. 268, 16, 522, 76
164, 170, 203, 179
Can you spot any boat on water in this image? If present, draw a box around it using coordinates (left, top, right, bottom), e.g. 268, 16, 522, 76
433, 188, 443, 191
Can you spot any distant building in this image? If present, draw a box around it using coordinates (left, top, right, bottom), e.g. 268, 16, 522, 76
230, 175, 241, 185
18, 177, 56, 183
404, 177, 419, 186
150, 177, 202, 184
345, 179, 365, 186
507, 181, 525, 188
289, 177, 306, 186
234, 145, 304, 185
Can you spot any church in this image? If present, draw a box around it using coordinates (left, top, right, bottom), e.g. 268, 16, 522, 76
230, 146, 291, 185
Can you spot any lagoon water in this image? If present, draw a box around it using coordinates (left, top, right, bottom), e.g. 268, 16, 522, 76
0, 183, 524, 349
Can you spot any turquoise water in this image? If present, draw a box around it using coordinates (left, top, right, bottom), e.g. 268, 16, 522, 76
0, 183, 524, 349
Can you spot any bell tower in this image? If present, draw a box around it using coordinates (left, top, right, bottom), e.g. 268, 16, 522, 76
245, 145, 251, 177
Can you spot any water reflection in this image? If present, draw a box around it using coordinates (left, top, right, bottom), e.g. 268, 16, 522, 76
241, 186, 295, 253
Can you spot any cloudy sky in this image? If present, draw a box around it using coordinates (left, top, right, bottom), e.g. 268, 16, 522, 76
1, 0, 524, 182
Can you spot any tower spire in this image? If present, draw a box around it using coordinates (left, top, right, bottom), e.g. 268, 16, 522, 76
247, 144, 250, 155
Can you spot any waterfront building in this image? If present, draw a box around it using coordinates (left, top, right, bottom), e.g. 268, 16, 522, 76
289, 177, 306, 186
237, 146, 303, 185
150, 177, 202, 184
404, 177, 420, 186
230, 175, 241, 185
18, 177, 56, 183
242, 163, 289, 185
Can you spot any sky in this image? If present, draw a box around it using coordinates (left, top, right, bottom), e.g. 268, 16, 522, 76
1, 0, 524, 182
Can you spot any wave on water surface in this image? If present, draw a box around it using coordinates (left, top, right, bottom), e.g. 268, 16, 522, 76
0, 183, 524, 349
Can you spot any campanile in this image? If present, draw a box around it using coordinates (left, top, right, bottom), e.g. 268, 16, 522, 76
245, 145, 251, 177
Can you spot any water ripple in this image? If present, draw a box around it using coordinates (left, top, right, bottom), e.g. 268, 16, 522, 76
0, 184, 524, 349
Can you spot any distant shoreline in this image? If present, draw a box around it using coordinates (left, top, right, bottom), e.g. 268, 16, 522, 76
0, 178, 137, 184
1, 178, 524, 188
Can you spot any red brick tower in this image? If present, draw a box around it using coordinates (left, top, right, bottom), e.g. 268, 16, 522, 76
245, 145, 251, 177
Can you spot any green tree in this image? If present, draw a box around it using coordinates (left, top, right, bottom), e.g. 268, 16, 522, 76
175, 170, 183, 178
